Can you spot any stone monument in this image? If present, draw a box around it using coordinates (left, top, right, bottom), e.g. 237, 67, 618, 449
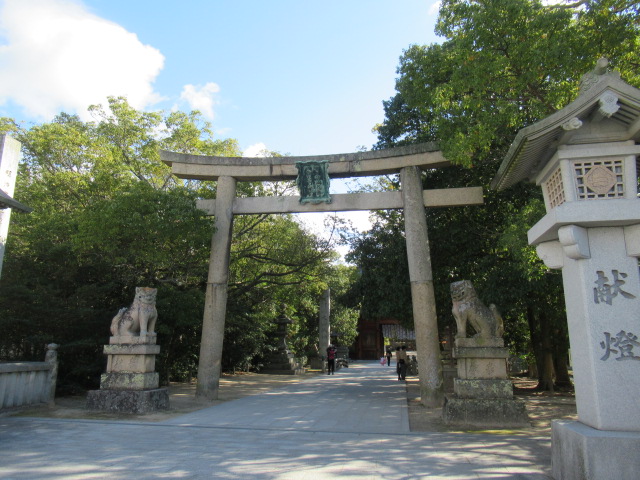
443, 280, 529, 428
491, 59, 640, 479
261, 312, 305, 375
87, 287, 169, 413
309, 288, 330, 370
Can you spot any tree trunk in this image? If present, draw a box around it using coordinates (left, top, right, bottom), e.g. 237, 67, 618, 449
525, 306, 540, 380
538, 311, 555, 392
526, 306, 555, 391
553, 325, 572, 389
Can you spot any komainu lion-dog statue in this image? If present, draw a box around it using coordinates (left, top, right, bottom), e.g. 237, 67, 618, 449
110, 287, 158, 337
450, 280, 503, 340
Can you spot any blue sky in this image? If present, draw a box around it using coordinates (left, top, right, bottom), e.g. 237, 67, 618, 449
0, 0, 443, 157
0, 0, 444, 248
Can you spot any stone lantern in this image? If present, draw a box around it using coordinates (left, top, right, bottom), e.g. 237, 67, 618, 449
261, 311, 305, 375
492, 59, 640, 480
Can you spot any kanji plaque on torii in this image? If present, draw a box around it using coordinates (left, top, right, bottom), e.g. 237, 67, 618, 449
160, 143, 484, 406
295, 160, 331, 204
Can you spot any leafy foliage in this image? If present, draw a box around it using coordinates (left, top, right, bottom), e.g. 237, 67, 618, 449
0, 98, 347, 391
351, 0, 639, 389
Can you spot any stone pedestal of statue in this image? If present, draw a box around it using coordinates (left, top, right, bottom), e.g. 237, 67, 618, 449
87, 335, 169, 414
443, 337, 529, 428
87, 288, 169, 414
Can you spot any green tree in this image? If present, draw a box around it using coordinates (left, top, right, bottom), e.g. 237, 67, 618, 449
1, 98, 348, 390
355, 0, 639, 390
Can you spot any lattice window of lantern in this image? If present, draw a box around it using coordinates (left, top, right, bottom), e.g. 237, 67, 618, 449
574, 159, 624, 200
544, 167, 565, 209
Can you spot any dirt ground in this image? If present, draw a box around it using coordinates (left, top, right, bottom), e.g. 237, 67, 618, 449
5, 371, 322, 423
6, 371, 577, 435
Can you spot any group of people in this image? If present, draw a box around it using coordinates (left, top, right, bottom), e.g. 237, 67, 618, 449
384, 345, 408, 381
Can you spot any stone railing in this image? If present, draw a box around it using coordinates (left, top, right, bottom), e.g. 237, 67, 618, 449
0, 344, 58, 410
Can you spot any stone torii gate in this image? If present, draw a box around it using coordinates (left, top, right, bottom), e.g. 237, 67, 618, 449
161, 143, 483, 406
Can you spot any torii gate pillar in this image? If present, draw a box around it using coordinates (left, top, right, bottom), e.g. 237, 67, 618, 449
401, 166, 443, 406
196, 176, 236, 400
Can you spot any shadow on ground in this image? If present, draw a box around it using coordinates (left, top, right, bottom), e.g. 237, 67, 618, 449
6, 369, 576, 436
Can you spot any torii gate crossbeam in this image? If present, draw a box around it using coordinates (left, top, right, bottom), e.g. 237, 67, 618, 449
161, 143, 484, 407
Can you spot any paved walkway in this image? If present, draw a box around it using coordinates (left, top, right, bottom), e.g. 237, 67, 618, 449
0, 361, 552, 479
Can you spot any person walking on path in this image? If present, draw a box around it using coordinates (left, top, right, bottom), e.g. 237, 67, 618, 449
326, 344, 336, 375
396, 345, 408, 381
385, 349, 392, 366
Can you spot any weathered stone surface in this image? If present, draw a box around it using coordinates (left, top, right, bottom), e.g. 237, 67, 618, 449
261, 351, 305, 375
161, 143, 447, 181
454, 346, 509, 358
446, 281, 527, 427
453, 378, 514, 399
86, 388, 169, 414
552, 420, 640, 480
109, 335, 156, 345
99, 372, 159, 390
0, 344, 59, 409
451, 280, 504, 340
196, 175, 236, 401
455, 337, 504, 348
319, 288, 330, 371
401, 165, 444, 408
106, 354, 156, 373
104, 344, 160, 355
442, 365, 457, 394
110, 287, 158, 337
456, 356, 508, 380
197, 187, 483, 215
442, 396, 529, 428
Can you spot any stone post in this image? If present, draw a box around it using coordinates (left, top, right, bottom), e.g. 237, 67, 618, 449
319, 288, 330, 372
44, 343, 59, 406
0, 135, 21, 278
491, 62, 640, 479
528, 142, 640, 466
197, 175, 236, 400
400, 166, 444, 407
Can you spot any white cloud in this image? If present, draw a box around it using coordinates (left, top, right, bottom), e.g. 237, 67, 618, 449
0, 0, 164, 121
179, 82, 220, 120
428, 1, 441, 16
243, 142, 268, 157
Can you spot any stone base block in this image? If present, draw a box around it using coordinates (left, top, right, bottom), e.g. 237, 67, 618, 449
262, 351, 304, 374
308, 358, 323, 369
443, 396, 529, 428
552, 420, 640, 480
456, 337, 504, 348
453, 378, 514, 399
442, 365, 457, 394
104, 344, 160, 355
106, 354, 157, 373
455, 346, 509, 379
86, 388, 169, 414
109, 335, 156, 345
100, 372, 159, 390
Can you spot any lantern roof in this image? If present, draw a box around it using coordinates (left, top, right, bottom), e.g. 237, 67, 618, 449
491, 59, 640, 191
